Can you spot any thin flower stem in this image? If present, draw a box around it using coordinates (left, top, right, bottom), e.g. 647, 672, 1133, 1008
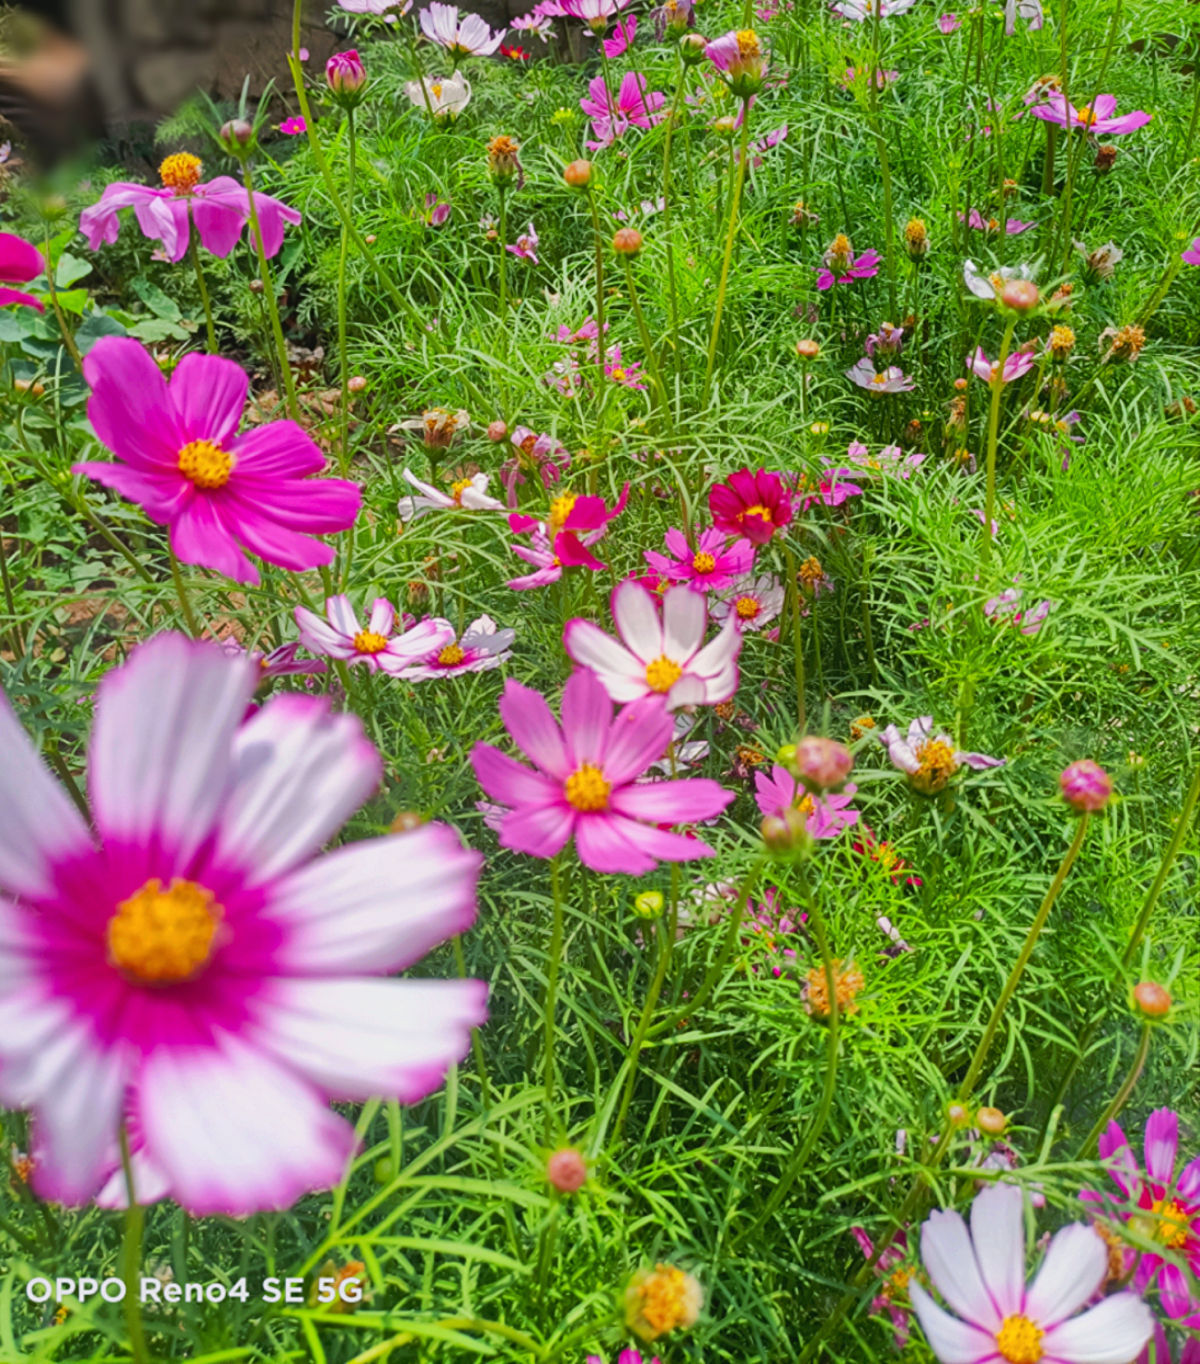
585, 186, 606, 388
660, 60, 688, 376
980, 313, 1018, 569
169, 549, 203, 637
41, 227, 82, 372
1076, 1023, 1152, 1160
119, 1128, 150, 1364
701, 99, 752, 406
496, 189, 509, 317
622, 256, 671, 431
337, 109, 358, 476
187, 214, 218, 354
613, 864, 680, 1142
784, 542, 807, 732
241, 162, 299, 421
542, 854, 565, 1142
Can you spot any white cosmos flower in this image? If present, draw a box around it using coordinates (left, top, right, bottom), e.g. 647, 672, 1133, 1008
564, 579, 741, 710
910, 1183, 1153, 1364
419, 3, 506, 54
397, 468, 505, 521
404, 70, 472, 119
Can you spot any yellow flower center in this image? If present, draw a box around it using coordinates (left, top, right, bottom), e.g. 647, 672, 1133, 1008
637, 1265, 693, 1336
158, 152, 203, 194
735, 28, 761, 57
883, 1266, 913, 1300
1076, 105, 1098, 127
431, 81, 444, 98
692, 551, 717, 573
912, 737, 959, 793
610, 367, 626, 381
353, 630, 389, 654
870, 372, 887, 386
565, 762, 610, 811
645, 655, 683, 692
735, 596, 760, 619
995, 1314, 1044, 1364
107, 878, 220, 985
549, 491, 577, 533
741, 502, 772, 527
1150, 1198, 1191, 1249
178, 439, 233, 489
450, 477, 473, 505
437, 643, 466, 666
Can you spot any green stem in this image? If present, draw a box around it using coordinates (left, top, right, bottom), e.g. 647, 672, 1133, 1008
1076, 1024, 1151, 1160
622, 256, 671, 429
41, 227, 82, 372
660, 61, 687, 375
543, 855, 565, 1142
241, 161, 299, 421
496, 189, 509, 317
187, 214, 217, 354
169, 549, 202, 637
701, 100, 752, 406
981, 313, 1018, 569
119, 1128, 149, 1364
585, 186, 605, 388
784, 542, 806, 732
337, 109, 357, 476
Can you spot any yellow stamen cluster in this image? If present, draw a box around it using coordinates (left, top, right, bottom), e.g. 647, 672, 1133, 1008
692, 551, 717, 574
1075, 105, 1098, 127
108, 878, 220, 985
849, 714, 876, 741
353, 630, 389, 654
735, 28, 762, 57
1094, 1223, 1128, 1284
736, 743, 765, 768
882, 1266, 913, 1300
827, 233, 852, 270
1049, 324, 1076, 358
1149, 1198, 1191, 1250
645, 655, 683, 692
805, 959, 865, 1017
158, 152, 203, 193
486, 134, 521, 180
422, 407, 464, 448
995, 1313, 1044, 1364
450, 477, 473, 505
1107, 324, 1146, 362
904, 217, 929, 256
437, 643, 466, 666
549, 491, 577, 534
714, 700, 737, 721
178, 439, 233, 490
735, 595, 761, 620
565, 762, 610, 811
624, 1264, 703, 1343
912, 737, 959, 794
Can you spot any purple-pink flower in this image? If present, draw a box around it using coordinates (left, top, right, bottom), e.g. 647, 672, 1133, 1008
506, 222, 540, 263
295, 596, 454, 674
470, 668, 733, 873
960, 209, 1035, 235
1182, 239, 1200, 266
0, 232, 44, 312
1030, 91, 1151, 136
581, 70, 666, 147
817, 240, 880, 290
74, 338, 360, 586
755, 764, 859, 840
879, 716, 1005, 794
643, 526, 755, 593
846, 357, 915, 393
850, 1225, 915, 1348
967, 345, 1036, 384
601, 13, 636, 54
0, 633, 484, 1213
937, 11, 960, 31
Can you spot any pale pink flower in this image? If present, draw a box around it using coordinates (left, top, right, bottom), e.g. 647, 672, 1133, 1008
398, 615, 515, 680
294, 596, 454, 675
710, 573, 785, 632
397, 468, 505, 521
967, 346, 1036, 384
419, 2, 506, 54
879, 716, 1004, 794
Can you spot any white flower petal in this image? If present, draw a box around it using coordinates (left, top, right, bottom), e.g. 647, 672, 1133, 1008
920, 1205, 1003, 1330
908, 1281, 998, 1364
1039, 1291, 1154, 1364
971, 1182, 1027, 1318
1025, 1223, 1107, 1327
612, 579, 664, 661
661, 584, 707, 661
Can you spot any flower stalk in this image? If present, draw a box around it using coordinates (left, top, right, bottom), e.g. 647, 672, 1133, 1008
701, 98, 752, 406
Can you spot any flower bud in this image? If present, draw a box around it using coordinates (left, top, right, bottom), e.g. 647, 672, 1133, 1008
1060, 759, 1112, 813
904, 216, 929, 260
775, 742, 797, 767
218, 118, 256, 157
975, 1106, 1007, 1135
1133, 981, 1171, 1018
563, 158, 592, 189
486, 419, 508, 442
546, 1147, 587, 1193
711, 114, 738, 138
946, 1101, 971, 1128
790, 735, 853, 792
348, 375, 367, 393
633, 890, 664, 918
795, 338, 820, 361
680, 32, 708, 63
1000, 279, 1040, 312
613, 227, 643, 255
389, 810, 426, 833
364, 233, 377, 245
326, 49, 367, 103
248, 278, 265, 294
486, 134, 522, 184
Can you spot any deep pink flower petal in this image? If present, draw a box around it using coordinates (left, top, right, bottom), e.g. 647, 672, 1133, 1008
609, 777, 732, 824
0, 285, 43, 311
169, 496, 259, 583
0, 231, 44, 285
217, 500, 338, 574
561, 666, 613, 768
169, 352, 248, 447
499, 678, 570, 778
600, 694, 673, 786
70, 462, 189, 523
230, 420, 327, 479
471, 742, 561, 806
498, 802, 574, 858
83, 335, 182, 470
573, 812, 659, 874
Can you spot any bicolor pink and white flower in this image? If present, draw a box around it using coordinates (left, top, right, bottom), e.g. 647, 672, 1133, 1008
295, 596, 454, 675
581, 71, 666, 147
968, 346, 1036, 384
419, 3, 506, 54
1030, 92, 1151, 137
506, 527, 607, 590
471, 669, 732, 874
511, 10, 555, 39
405, 71, 472, 120
755, 765, 860, 840
397, 468, 505, 521
562, 0, 632, 27
879, 717, 1005, 794
74, 338, 360, 586
832, 0, 917, 18
398, 615, 515, 680
220, 639, 327, 681
711, 574, 785, 633
643, 526, 755, 593
910, 1183, 1153, 1364
846, 357, 915, 393
604, 344, 647, 389
0, 232, 44, 311
0, 633, 485, 1214
564, 579, 741, 709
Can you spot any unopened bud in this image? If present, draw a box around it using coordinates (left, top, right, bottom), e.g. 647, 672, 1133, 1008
365, 233, 377, 245
1060, 759, 1112, 813
975, 1106, 1007, 1135
790, 735, 853, 792
946, 1101, 971, 1128
348, 375, 367, 393
1001, 279, 1040, 312
1133, 981, 1171, 1018
563, 158, 592, 188
486, 419, 508, 442
761, 807, 812, 859
633, 890, 664, 919
546, 1148, 587, 1193
613, 228, 643, 255
219, 118, 255, 155
389, 810, 426, 833
248, 278, 265, 294
680, 32, 708, 63
795, 338, 820, 361
326, 49, 367, 101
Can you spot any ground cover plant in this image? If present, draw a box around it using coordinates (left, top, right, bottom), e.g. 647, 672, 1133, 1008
0, 0, 1199, 1358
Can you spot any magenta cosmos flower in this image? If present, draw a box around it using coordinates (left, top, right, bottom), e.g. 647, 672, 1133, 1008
581, 71, 666, 147
419, 3, 506, 54
818, 234, 880, 289
0, 232, 45, 311
506, 222, 540, 263
80, 153, 300, 264
471, 669, 732, 874
850, 1225, 915, 1348
507, 528, 608, 589
1182, 239, 1200, 266
565, 580, 741, 709
643, 526, 755, 593
510, 483, 629, 553
1082, 1108, 1200, 1321
398, 614, 515, 680
710, 467, 793, 545
74, 338, 360, 586
220, 638, 327, 680
795, 468, 865, 510
755, 764, 860, 840
968, 346, 1036, 384
295, 596, 454, 674
0, 633, 484, 1213
1031, 92, 1151, 136
910, 1184, 1153, 1364
879, 717, 1004, 794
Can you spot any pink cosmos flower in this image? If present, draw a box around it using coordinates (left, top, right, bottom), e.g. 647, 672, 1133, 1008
709, 467, 793, 545
604, 344, 646, 389
398, 615, 515, 680
817, 248, 881, 290
755, 764, 860, 839
74, 338, 360, 586
879, 717, 1005, 794
422, 192, 452, 227
601, 13, 636, 55
1138, 1325, 1200, 1364
910, 1183, 1153, 1364
80, 154, 300, 264
1031, 91, 1151, 136
338, 0, 413, 13
705, 29, 768, 96
968, 346, 1036, 384
398, 468, 505, 521
1082, 1108, 1200, 1321
279, 116, 307, 136
840, 441, 926, 478
795, 469, 865, 510
0, 633, 484, 1213
846, 357, 915, 393
643, 526, 755, 593
509, 483, 629, 543
470, 668, 733, 874
506, 528, 607, 590
501, 427, 570, 503
580, 71, 666, 147
866, 322, 904, 356
938, 12, 960, 31
511, 10, 555, 38
506, 222, 540, 263
562, 0, 632, 26
711, 573, 785, 632
0, 232, 44, 311
220, 638, 327, 680
419, 3, 506, 54
983, 585, 1052, 635
1182, 239, 1200, 266
960, 209, 1036, 235
850, 1225, 914, 1348
1005, 0, 1042, 32
295, 596, 454, 674
564, 579, 741, 708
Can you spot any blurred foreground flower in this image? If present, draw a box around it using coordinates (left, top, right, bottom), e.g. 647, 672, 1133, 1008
623, 1264, 703, 1342
0, 232, 44, 311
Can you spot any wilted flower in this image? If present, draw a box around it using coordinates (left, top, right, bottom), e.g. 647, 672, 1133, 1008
962, 258, 1036, 302
1004, 0, 1042, 32
866, 322, 905, 356
879, 717, 1005, 794
904, 217, 929, 258
1048, 324, 1076, 358
1075, 239, 1123, 281
486, 134, 522, 183
1099, 324, 1146, 362
705, 29, 768, 98
805, 959, 864, 1016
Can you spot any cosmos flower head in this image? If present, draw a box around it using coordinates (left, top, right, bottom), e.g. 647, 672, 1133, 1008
754, 764, 860, 840
960, 209, 1035, 235
879, 717, 1005, 795
397, 468, 505, 521
643, 526, 755, 593
404, 70, 472, 120
967, 346, 1036, 385
419, 2, 506, 54
817, 235, 881, 289
962, 259, 1036, 303
846, 357, 915, 393
705, 29, 768, 98
398, 615, 515, 680
709, 467, 793, 545
710, 573, 785, 632
0, 232, 45, 312
1030, 91, 1151, 137
295, 596, 455, 674
506, 222, 540, 263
